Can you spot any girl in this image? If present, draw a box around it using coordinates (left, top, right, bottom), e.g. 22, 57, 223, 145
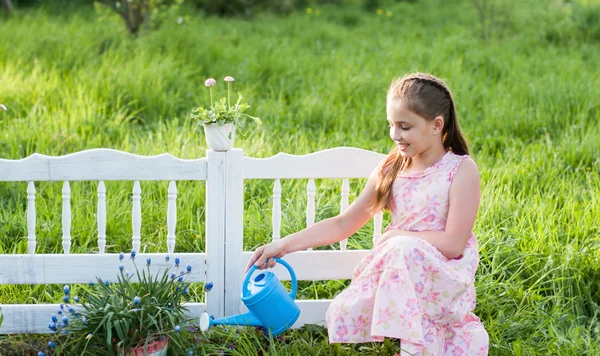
245, 73, 489, 355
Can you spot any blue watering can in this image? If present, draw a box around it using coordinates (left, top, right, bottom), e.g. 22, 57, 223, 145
199, 258, 300, 336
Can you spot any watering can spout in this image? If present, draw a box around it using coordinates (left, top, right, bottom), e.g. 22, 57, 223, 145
212, 311, 264, 327
200, 311, 263, 332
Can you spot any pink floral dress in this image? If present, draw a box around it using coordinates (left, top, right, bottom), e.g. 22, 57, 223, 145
325, 151, 489, 355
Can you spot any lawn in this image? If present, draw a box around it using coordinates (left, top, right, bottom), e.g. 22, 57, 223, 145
0, 0, 599, 354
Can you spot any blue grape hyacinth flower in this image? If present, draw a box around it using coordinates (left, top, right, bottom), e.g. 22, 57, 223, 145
204, 282, 214, 292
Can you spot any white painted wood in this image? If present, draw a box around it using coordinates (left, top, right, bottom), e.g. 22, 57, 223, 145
27, 182, 36, 255
0, 302, 205, 334
373, 211, 383, 244
241, 250, 369, 281
243, 147, 386, 179
166, 181, 177, 254
340, 178, 350, 251
132, 181, 142, 253
97, 181, 107, 254
223, 149, 244, 317
205, 150, 226, 318
272, 179, 281, 241
0, 253, 206, 285
306, 179, 316, 251
0, 149, 208, 181
61, 181, 72, 255
293, 300, 330, 327
238, 299, 330, 328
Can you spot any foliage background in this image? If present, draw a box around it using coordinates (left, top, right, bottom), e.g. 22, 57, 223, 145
0, 0, 599, 354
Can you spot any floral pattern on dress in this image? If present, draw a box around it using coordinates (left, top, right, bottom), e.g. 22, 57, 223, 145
325, 151, 489, 355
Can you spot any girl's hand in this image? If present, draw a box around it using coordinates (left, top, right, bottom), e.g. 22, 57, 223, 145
245, 239, 287, 273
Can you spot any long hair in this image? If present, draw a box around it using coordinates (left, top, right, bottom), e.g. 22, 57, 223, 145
372, 73, 470, 212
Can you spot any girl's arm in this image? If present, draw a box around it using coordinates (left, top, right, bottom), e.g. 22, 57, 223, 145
381, 158, 481, 259
245, 167, 379, 271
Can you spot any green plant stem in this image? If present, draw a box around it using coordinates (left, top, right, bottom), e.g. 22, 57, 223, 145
227, 82, 231, 110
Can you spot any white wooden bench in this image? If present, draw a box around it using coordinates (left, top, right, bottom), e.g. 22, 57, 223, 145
0, 147, 385, 334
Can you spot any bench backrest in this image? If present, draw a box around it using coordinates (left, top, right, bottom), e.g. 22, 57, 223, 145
0, 147, 386, 333
222, 147, 387, 323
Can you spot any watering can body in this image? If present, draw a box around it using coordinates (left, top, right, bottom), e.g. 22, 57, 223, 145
200, 258, 300, 336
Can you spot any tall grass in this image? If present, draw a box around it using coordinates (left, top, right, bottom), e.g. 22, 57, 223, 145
0, 0, 599, 354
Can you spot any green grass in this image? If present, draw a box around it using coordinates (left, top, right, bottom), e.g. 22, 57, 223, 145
1, 0, 599, 354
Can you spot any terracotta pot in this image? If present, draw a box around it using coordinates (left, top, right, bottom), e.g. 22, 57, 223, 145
203, 123, 236, 151
126, 337, 168, 356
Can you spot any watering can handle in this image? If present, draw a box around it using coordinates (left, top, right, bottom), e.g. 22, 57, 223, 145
243, 257, 297, 300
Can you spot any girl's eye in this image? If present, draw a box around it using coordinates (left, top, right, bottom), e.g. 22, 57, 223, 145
401, 126, 410, 130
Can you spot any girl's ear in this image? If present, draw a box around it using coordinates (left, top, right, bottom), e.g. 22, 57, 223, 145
432, 116, 444, 135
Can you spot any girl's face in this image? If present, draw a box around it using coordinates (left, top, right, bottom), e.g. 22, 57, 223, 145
386, 99, 443, 158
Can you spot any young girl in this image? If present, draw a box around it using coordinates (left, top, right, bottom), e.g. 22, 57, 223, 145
245, 73, 489, 355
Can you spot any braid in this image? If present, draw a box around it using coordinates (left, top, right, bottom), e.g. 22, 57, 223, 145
408, 73, 454, 104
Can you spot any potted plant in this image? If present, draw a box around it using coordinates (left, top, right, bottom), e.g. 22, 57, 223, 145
46, 252, 195, 355
191, 76, 261, 151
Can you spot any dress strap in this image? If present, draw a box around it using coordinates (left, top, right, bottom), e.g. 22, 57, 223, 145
448, 154, 469, 181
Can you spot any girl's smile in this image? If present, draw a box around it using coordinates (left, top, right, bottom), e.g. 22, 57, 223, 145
396, 142, 409, 151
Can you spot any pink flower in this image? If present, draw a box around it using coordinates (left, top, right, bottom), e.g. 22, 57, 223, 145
423, 291, 440, 303
204, 78, 216, 87
352, 315, 368, 335
224, 76, 234, 82
376, 307, 392, 324
0, 104, 6, 111
414, 281, 424, 294
335, 325, 348, 340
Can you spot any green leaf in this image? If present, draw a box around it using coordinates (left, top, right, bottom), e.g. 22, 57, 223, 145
113, 319, 126, 342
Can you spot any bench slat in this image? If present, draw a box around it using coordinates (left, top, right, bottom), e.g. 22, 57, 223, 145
240, 250, 370, 281
0, 253, 207, 285
238, 299, 330, 328
243, 147, 386, 179
0, 149, 207, 181
0, 302, 205, 334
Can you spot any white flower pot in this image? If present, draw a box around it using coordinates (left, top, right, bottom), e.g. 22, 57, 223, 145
203, 123, 236, 151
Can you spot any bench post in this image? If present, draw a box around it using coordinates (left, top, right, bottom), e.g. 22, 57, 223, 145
224, 149, 244, 316
205, 150, 227, 318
